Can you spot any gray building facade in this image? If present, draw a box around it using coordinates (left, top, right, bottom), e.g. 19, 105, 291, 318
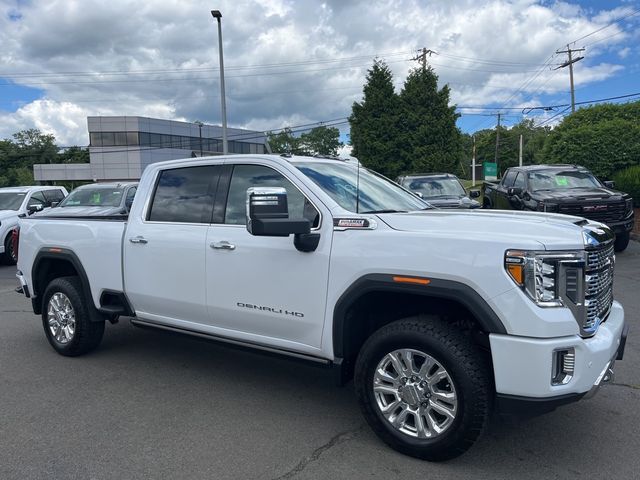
34, 116, 270, 182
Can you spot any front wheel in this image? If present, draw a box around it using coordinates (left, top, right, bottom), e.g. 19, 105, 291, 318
2, 233, 17, 265
42, 276, 105, 356
614, 231, 630, 252
354, 316, 491, 461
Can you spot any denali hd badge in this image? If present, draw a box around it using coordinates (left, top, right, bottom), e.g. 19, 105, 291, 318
237, 302, 304, 317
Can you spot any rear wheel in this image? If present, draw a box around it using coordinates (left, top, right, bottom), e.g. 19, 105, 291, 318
42, 276, 105, 356
354, 316, 491, 461
614, 231, 630, 252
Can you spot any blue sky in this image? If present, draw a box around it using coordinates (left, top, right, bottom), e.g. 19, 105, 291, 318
0, 0, 638, 147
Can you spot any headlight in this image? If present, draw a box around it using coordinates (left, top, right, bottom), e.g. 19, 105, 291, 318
625, 198, 633, 216
536, 202, 559, 212
505, 250, 585, 307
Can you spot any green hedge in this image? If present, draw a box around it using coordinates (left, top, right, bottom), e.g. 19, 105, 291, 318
613, 166, 640, 207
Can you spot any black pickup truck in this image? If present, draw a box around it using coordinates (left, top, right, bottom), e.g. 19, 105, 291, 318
482, 164, 635, 252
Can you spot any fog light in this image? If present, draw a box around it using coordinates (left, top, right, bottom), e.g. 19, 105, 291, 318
552, 348, 575, 385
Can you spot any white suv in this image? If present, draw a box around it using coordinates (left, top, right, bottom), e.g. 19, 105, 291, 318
0, 185, 67, 264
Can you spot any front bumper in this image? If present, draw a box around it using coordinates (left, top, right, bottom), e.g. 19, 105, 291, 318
490, 300, 625, 400
607, 214, 634, 233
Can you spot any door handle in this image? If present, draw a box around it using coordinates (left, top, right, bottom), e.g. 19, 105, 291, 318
210, 241, 235, 250
129, 236, 148, 244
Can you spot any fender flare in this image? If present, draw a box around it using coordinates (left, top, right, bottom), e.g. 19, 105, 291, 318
332, 273, 507, 358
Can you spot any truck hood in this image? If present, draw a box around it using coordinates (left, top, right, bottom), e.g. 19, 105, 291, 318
532, 187, 625, 201
0, 209, 19, 221
377, 209, 590, 250
33, 206, 126, 217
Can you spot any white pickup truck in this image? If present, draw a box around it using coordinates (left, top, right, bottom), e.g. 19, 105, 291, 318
15, 155, 627, 461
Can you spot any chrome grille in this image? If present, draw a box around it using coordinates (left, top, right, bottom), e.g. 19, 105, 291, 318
583, 243, 615, 332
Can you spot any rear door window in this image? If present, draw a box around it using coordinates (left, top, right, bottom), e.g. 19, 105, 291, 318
148, 166, 220, 223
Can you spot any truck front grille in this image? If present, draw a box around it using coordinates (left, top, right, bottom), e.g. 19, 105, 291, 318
560, 202, 626, 224
583, 243, 615, 332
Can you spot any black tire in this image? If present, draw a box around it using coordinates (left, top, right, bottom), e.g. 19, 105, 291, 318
354, 316, 491, 461
2, 233, 17, 265
614, 231, 630, 252
42, 276, 105, 356
482, 197, 492, 209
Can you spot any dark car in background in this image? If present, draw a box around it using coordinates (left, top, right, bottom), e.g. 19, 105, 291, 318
482, 164, 634, 252
396, 173, 481, 209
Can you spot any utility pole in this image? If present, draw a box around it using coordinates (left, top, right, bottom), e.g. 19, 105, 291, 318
519, 134, 523, 167
555, 45, 585, 113
472, 135, 476, 187
494, 112, 501, 165
411, 48, 437, 71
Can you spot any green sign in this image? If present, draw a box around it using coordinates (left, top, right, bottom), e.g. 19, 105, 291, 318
483, 162, 498, 180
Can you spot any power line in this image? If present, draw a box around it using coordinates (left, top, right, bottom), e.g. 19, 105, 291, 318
569, 7, 640, 45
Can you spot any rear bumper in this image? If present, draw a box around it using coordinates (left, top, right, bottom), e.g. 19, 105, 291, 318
16, 270, 31, 298
490, 300, 626, 399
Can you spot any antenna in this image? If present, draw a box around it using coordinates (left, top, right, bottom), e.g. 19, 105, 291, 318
355, 159, 361, 213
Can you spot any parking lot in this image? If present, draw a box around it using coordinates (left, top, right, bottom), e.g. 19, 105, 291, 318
0, 242, 638, 480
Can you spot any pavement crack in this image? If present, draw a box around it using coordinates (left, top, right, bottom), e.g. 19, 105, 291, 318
272, 424, 365, 480
611, 382, 640, 390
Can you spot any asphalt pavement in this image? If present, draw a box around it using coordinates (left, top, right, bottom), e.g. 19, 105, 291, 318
1, 243, 638, 479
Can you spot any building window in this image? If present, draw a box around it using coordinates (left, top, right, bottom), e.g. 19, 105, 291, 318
149, 133, 162, 148
114, 132, 127, 146
139, 132, 150, 146
101, 132, 115, 147
90, 132, 101, 147
127, 132, 139, 146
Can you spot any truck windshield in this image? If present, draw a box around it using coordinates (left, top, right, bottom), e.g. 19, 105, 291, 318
60, 187, 124, 207
403, 177, 466, 198
529, 171, 601, 191
0, 192, 27, 211
295, 161, 429, 213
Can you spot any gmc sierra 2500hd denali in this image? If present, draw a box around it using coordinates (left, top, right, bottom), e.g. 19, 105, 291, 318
16, 155, 627, 461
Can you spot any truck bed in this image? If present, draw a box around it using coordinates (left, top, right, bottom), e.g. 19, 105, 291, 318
17, 216, 127, 309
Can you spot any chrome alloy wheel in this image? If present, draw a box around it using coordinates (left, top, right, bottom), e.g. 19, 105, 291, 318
47, 292, 76, 344
373, 349, 458, 439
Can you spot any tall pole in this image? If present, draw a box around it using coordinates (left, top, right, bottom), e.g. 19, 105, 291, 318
555, 45, 585, 113
472, 135, 476, 187
494, 112, 501, 166
519, 134, 523, 167
211, 10, 228, 154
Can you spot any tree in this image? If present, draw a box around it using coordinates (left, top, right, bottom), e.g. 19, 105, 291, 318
267, 125, 342, 156
397, 65, 464, 176
267, 127, 301, 154
58, 146, 90, 163
349, 60, 402, 177
542, 101, 640, 179
299, 126, 342, 156
472, 119, 551, 176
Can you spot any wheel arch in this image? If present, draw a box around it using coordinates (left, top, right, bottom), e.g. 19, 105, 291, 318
332, 274, 506, 383
31, 248, 97, 318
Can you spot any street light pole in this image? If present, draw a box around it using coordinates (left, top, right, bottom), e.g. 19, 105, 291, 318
211, 10, 228, 155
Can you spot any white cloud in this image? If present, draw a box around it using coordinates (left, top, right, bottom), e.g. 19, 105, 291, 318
618, 47, 631, 58
0, 0, 635, 143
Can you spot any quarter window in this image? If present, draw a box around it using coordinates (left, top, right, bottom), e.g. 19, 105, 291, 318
224, 164, 320, 227
148, 166, 219, 223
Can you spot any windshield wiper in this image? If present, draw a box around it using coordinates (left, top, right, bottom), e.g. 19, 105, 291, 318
361, 209, 408, 214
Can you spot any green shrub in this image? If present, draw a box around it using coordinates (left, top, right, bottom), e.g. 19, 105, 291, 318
613, 165, 640, 207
